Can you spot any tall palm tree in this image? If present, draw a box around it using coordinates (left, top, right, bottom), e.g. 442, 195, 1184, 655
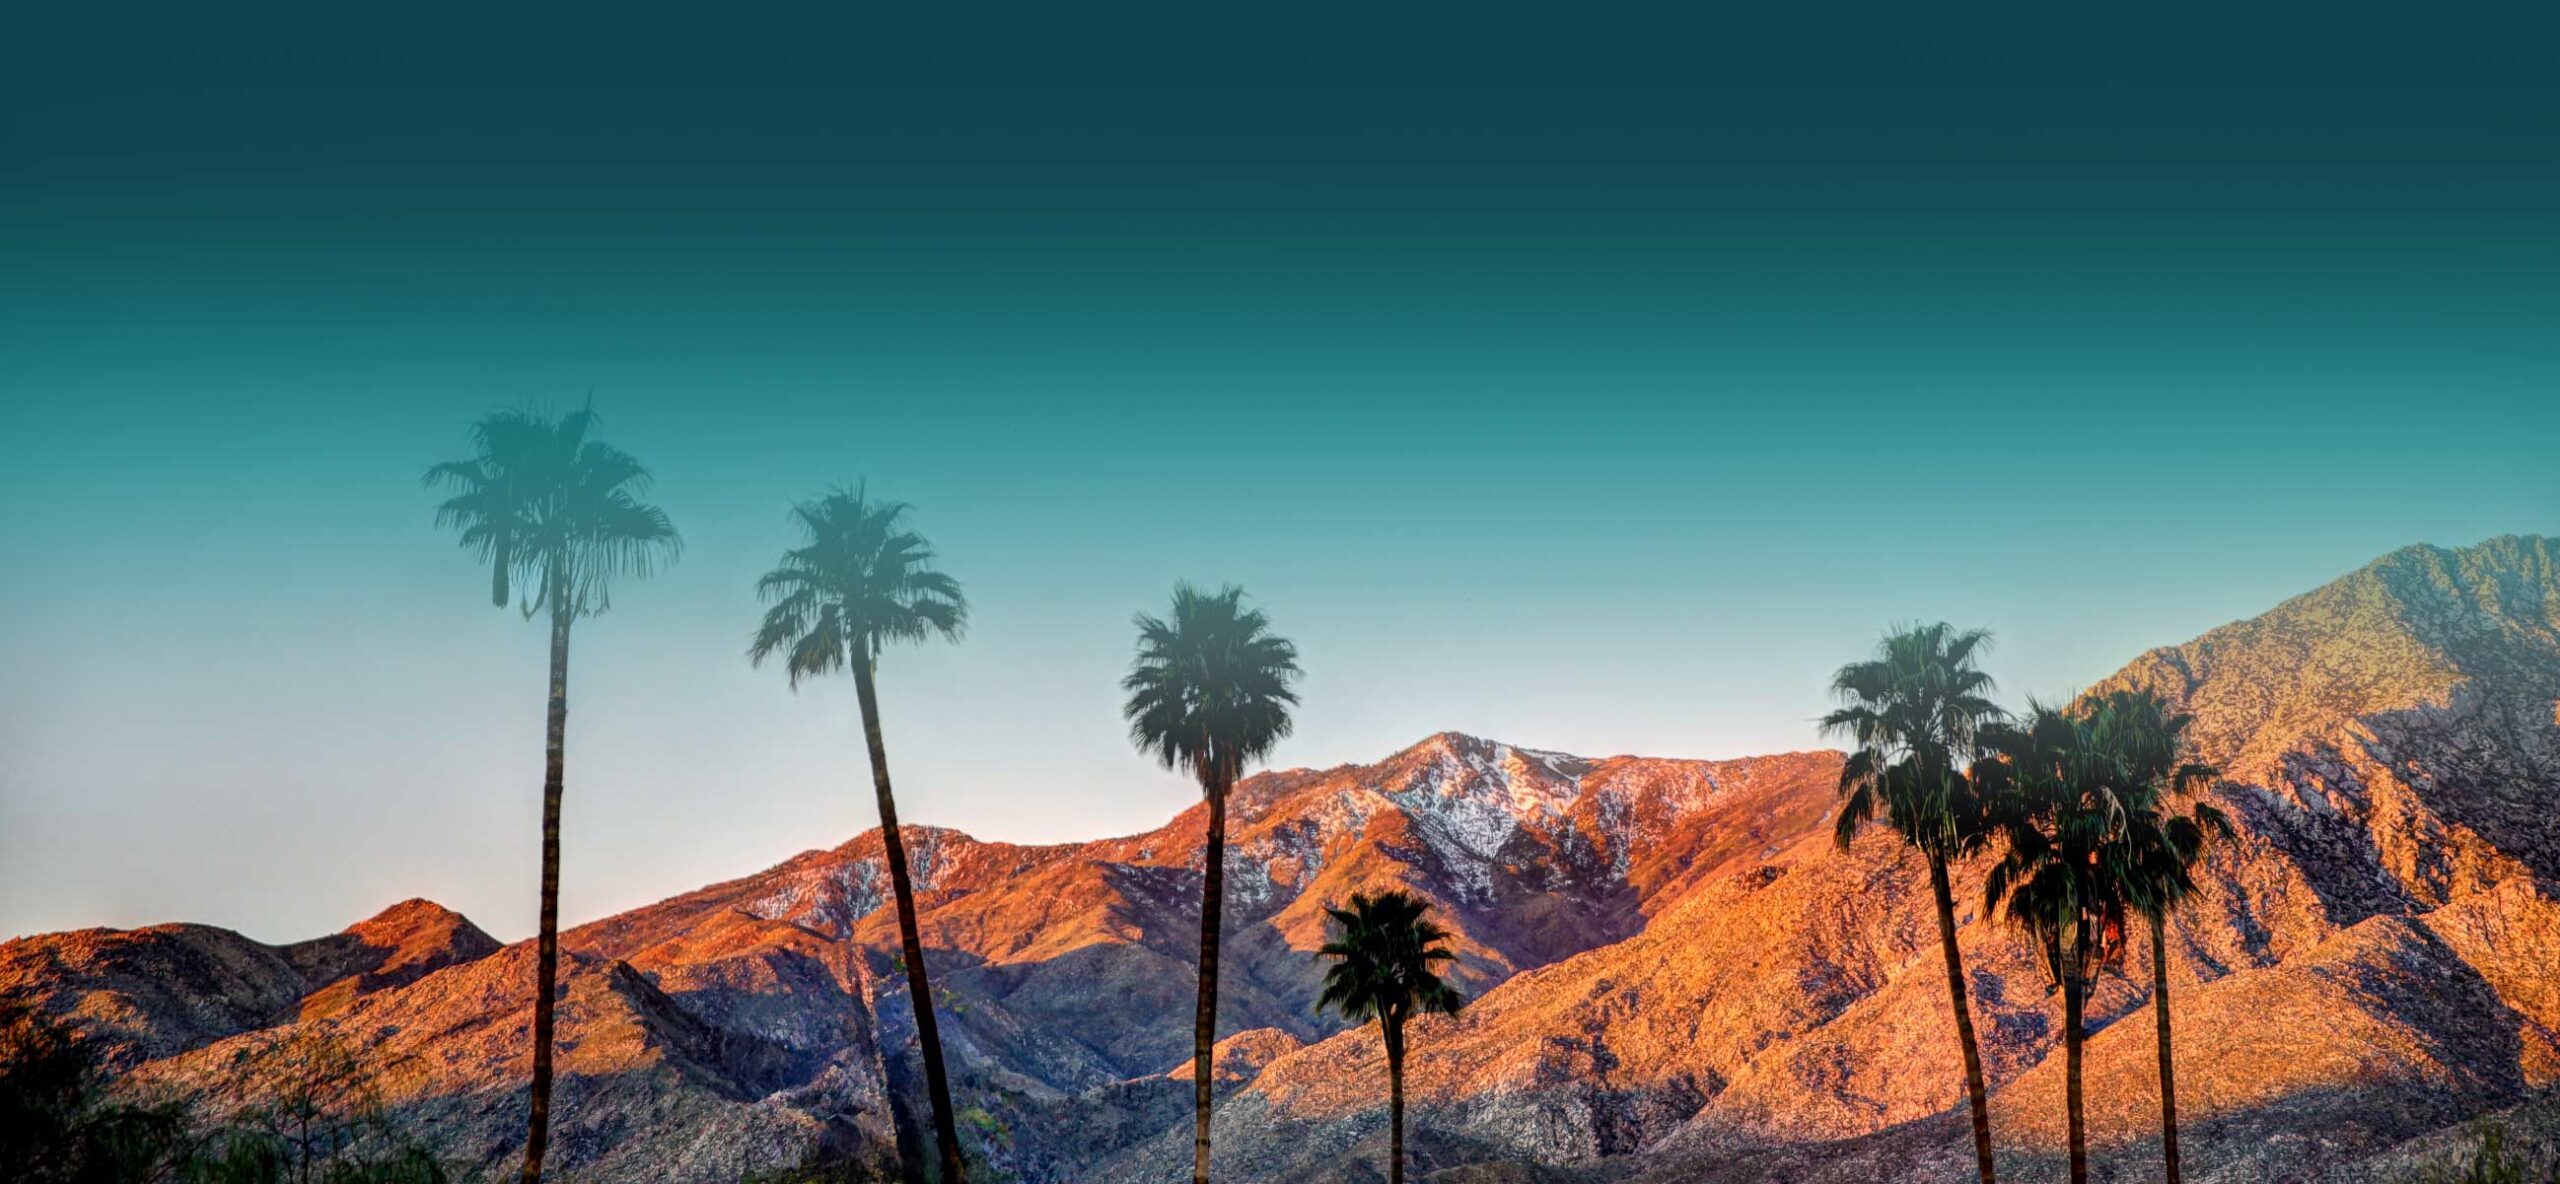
1822, 623, 2008, 1184
2084, 689, 2227, 1184
424, 405, 679, 1184
1980, 702, 2132, 1184
1314, 890, 1465, 1184
749, 486, 970, 1183
1122, 584, 1301, 1184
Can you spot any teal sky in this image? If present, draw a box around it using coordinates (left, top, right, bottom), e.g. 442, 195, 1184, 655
4, 22, 2557, 942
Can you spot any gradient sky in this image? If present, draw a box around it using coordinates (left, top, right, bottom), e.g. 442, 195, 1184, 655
5, 20, 2557, 943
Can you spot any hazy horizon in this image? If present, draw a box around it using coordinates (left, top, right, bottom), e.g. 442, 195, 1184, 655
6, 30, 2558, 944
2, 533, 2542, 946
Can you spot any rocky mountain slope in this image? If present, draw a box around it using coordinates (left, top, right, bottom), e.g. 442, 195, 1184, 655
4, 535, 2553, 1183
1133, 536, 2560, 1184
0, 899, 495, 1069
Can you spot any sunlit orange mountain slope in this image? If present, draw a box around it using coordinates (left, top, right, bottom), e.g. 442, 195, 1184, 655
6, 536, 2554, 1182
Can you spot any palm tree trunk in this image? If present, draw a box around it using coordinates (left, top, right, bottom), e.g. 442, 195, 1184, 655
1192, 774, 1230, 1184
518, 600, 570, 1184
853, 658, 968, 1184
1928, 854, 1998, 1184
2064, 955, 2088, 1184
2152, 914, 2181, 1184
1386, 1015, 1407, 1184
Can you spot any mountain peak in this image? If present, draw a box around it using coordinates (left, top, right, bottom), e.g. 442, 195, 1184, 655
2357, 533, 2560, 638
285, 899, 500, 1019
1394, 729, 1587, 769
2102, 534, 2560, 781
1404, 729, 1500, 757
346, 898, 471, 936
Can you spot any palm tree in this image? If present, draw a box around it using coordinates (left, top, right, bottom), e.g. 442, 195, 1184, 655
1979, 702, 2132, 1184
2084, 689, 2227, 1184
424, 405, 679, 1184
1314, 890, 1465, 1184
749, 486, 970, 1184
1822, 623, 2008, 1184
1122, 584, 1301, 1184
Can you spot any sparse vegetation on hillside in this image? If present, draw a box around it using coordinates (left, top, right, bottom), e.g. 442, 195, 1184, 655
0, 1001, 451, 1184
2413, 1120, 2560, 1184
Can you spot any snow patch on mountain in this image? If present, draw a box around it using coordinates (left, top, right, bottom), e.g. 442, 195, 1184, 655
1381, 735, 1591, 898
745, 860, 886, 935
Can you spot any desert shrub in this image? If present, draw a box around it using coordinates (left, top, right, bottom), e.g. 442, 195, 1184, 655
2, 1000, 197, 1182
0, 1001, 450, 1184
2416, 1120, 2560, 1184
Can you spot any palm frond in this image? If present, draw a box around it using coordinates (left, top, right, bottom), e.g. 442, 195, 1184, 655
1313, 890, 1466, 1029
747, 484, 969, 689
1821, 622, 2008, 861
426, 404, 680, 615
1122, 582, 1301, 795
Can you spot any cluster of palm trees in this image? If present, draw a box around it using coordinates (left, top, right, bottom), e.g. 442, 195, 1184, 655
1824, 624, 2231, 1184
427, 408, 2216, 1184
430, 407, 1438, 1184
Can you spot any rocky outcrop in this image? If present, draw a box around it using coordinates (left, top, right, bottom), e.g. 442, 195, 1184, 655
0, 922, 308, 1069
1170, 1027, 1308, 1090
125, 913, 901, 1184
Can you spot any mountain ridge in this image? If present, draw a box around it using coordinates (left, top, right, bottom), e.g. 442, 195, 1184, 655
5, 534, 2554, 1182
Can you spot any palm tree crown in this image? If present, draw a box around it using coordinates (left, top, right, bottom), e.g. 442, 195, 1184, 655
1983, 691, 2228, 979
424, 404, 680, 615
2083, 688, 2229, 921
1122, 583, 1301, 790
1981, 703, 2132, 984
1316, 890, 1466, 1027
1316, 889, 1464, 1184
1822, 622, 2007, 857
749, 486, 968, 680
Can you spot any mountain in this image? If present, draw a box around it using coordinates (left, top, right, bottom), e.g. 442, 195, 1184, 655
4, 535, 2554, 1183
0, 899, 496, 1070
1156, 536, 2560, 1184
285, 898, 504, 1021
133, 929, 903, 1182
